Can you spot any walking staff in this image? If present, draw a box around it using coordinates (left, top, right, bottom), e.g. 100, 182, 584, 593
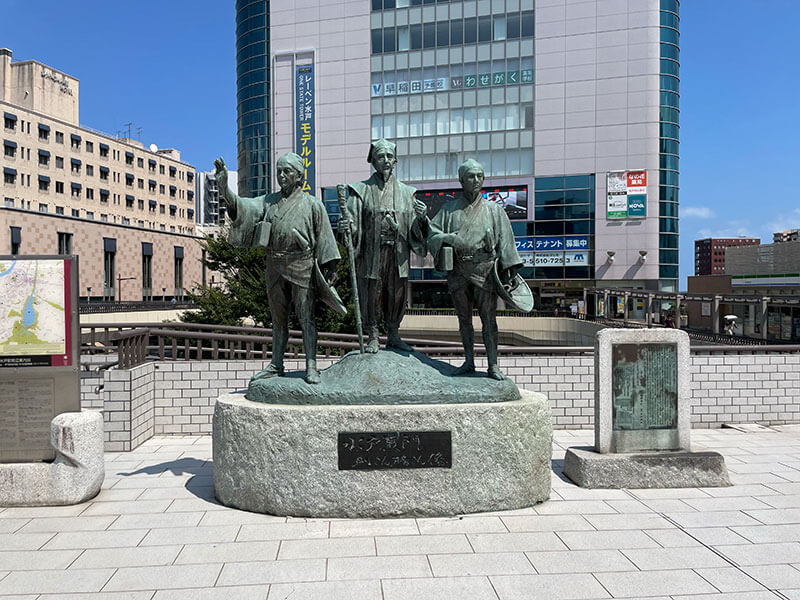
337, 184, 364, 353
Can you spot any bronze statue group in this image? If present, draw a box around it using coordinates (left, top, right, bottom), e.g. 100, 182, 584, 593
214, 139, 526, 385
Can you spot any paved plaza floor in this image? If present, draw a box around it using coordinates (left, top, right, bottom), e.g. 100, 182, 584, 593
1, 427, 799, 599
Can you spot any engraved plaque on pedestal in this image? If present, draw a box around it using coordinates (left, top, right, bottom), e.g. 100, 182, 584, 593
595, 328, 690, 454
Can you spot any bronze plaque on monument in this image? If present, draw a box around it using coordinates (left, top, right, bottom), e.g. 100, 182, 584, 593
611, 343, 677, 431
338, 431, 452, 470
0, 256, 80, 462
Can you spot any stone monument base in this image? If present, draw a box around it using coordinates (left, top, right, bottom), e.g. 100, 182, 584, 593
213, 389, 552, 517
0, 411, 105, 506
563, 446, 731, 489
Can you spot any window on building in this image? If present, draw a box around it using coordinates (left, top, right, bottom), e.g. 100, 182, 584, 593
71, 183, 81, 197
55, 131, 64, 143
99, 144, 108, 157
159, 165, 165, 175
55, 206, 64, 215
4, 169, 17, 184
10, 226, 21, 255
86, 164, 93, 176
125, 152, 134, 166
57, 232, 73, 255
85, 141, 93, 153
86, 211, 94, 220
4, 114, 16, 131
86, 188, 94, 200
71, 159, 81, 174
38, 203, 48, 213
38, 151, 50, 166
103, 238, 116, 300
3, 198, 13, 208
100, 214, 108, 222
159, 204, 165, 214
141, 242, 153, 300
70, 135, 81, 150
71, 208, 79, 217
186, 171, 194, 184
3, 141, 16, 158
159, 184, 165, 194
174, 246, 184, 299
137, 157, 144, 168
55, 156, 64, 169
99, 167, 109, 181
138, 178, 144, 189
138, 199, 144, 210
38, 176, 50, 191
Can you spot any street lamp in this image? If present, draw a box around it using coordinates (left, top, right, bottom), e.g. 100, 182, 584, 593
116, 275, 136, 303
86, 286, 92, 303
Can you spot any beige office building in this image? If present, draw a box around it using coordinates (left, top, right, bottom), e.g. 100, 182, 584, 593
1, 48, 203, 301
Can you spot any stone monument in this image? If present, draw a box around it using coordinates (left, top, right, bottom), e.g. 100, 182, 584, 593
212, 147, 553, 517
563, 328, 730, 488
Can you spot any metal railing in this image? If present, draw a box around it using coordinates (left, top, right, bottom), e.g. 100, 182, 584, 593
80, 300, 195, 314
80, 321, 800, 371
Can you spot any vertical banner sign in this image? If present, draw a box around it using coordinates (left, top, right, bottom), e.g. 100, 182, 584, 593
607, 170, 647, 219
295, 64, 315, 195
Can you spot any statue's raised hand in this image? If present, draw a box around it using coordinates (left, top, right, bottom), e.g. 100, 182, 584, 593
214, 157, 228, 191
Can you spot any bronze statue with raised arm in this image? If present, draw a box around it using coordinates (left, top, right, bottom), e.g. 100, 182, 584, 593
214, 153, 340, 384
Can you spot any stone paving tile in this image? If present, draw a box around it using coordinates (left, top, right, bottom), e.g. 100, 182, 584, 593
594, 569, 718, 597
376, 533, 473, 555
0, 568, 116, 595
91, 488, 146, 502
665, 510, 763, 528
556, 529, 661, 550
81, 499, 173, 516
700, 484, 781, 497
603, 499, 654, 514
109, 512, 205, 530
165, 498, 228, 512
468, 531, 567, 553
584, 513, 676, 530
681, 496, 775, 512
731, 523, 800, 543
525, 549, 637, 573
137, 486, 215, 500
620, 546, 731, 570
327, 555, 432, 580
627, 488, 712, 500
0, 548, 81, 570
741, 564, 800, 588
152, 586, 270, 600
141, 525, 240, 546
268, 580, 382, 600
781, 590, 800, 600
693, 566, 769, 593
639, 498, 698, 513
43, 529, 149, 550
17, 515, 117, 533
382, 576, 499, 600
236, 521, 330, 542
715, 541, 800, 566
500, 514, 594, 532
683, 527, 753, 546
70, 545, 183, 569
490, 573, 610, 599
745, 507, 800, 524
533, 500, 617, 515
103, 564, 223, 592
642, 528, 703, 548
416, 516, 507, 534
0, 532, 54, 551
39, 593, 156, 600
198, 510, 287, 526
216, 558, 325, 585
278, 536, 376, 559
328, 518, 419, 538
0, 505, 89, 518
174, 540, 280, 564
428, 551, 536, 576
551, 486, 631, 500
759, 495, 800, 509
0, 518, 30, 533
671, 593, 779, 600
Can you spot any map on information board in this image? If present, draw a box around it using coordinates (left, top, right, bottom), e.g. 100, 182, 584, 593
0, 259, 67, 358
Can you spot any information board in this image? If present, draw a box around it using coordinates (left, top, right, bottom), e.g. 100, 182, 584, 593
0, 256, 80, 462
611, 343, 678, 431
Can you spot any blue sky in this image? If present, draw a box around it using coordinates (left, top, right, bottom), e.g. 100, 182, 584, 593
2, 1, 798, 289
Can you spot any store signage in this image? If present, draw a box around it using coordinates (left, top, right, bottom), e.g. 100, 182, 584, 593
295, 63, 315, 194
607, 170, 647, 220
371, 69, 533, 97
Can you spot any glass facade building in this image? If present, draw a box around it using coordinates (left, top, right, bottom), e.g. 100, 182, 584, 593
265, 0, 678, 307
236, 0, 271, 197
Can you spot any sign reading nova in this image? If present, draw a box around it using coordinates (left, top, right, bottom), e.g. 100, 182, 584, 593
607, 170, 647, 219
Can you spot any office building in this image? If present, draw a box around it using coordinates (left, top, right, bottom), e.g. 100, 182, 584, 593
241, 0, 680, 306
694, 237, 759, 276
1, 48, 202, 301
196, 170, 236, 226
774, 228, 800, 243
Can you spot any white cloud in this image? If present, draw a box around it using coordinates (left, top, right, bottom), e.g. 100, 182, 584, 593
682, 206, 714, 219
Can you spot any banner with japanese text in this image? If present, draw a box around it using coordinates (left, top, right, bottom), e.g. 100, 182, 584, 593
607, 170, 646, 219
295, 63, 315, 195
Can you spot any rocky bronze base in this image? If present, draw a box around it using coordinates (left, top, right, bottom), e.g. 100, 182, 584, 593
563, 446, 731, 489
246, 350, 520, 405
213, 389, 552, 518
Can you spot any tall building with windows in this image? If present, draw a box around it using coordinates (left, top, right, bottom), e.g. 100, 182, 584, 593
260, 0, 679, 306
694, 237, 759, 276
236, 0, 271, 197
1, 48, 202, 302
